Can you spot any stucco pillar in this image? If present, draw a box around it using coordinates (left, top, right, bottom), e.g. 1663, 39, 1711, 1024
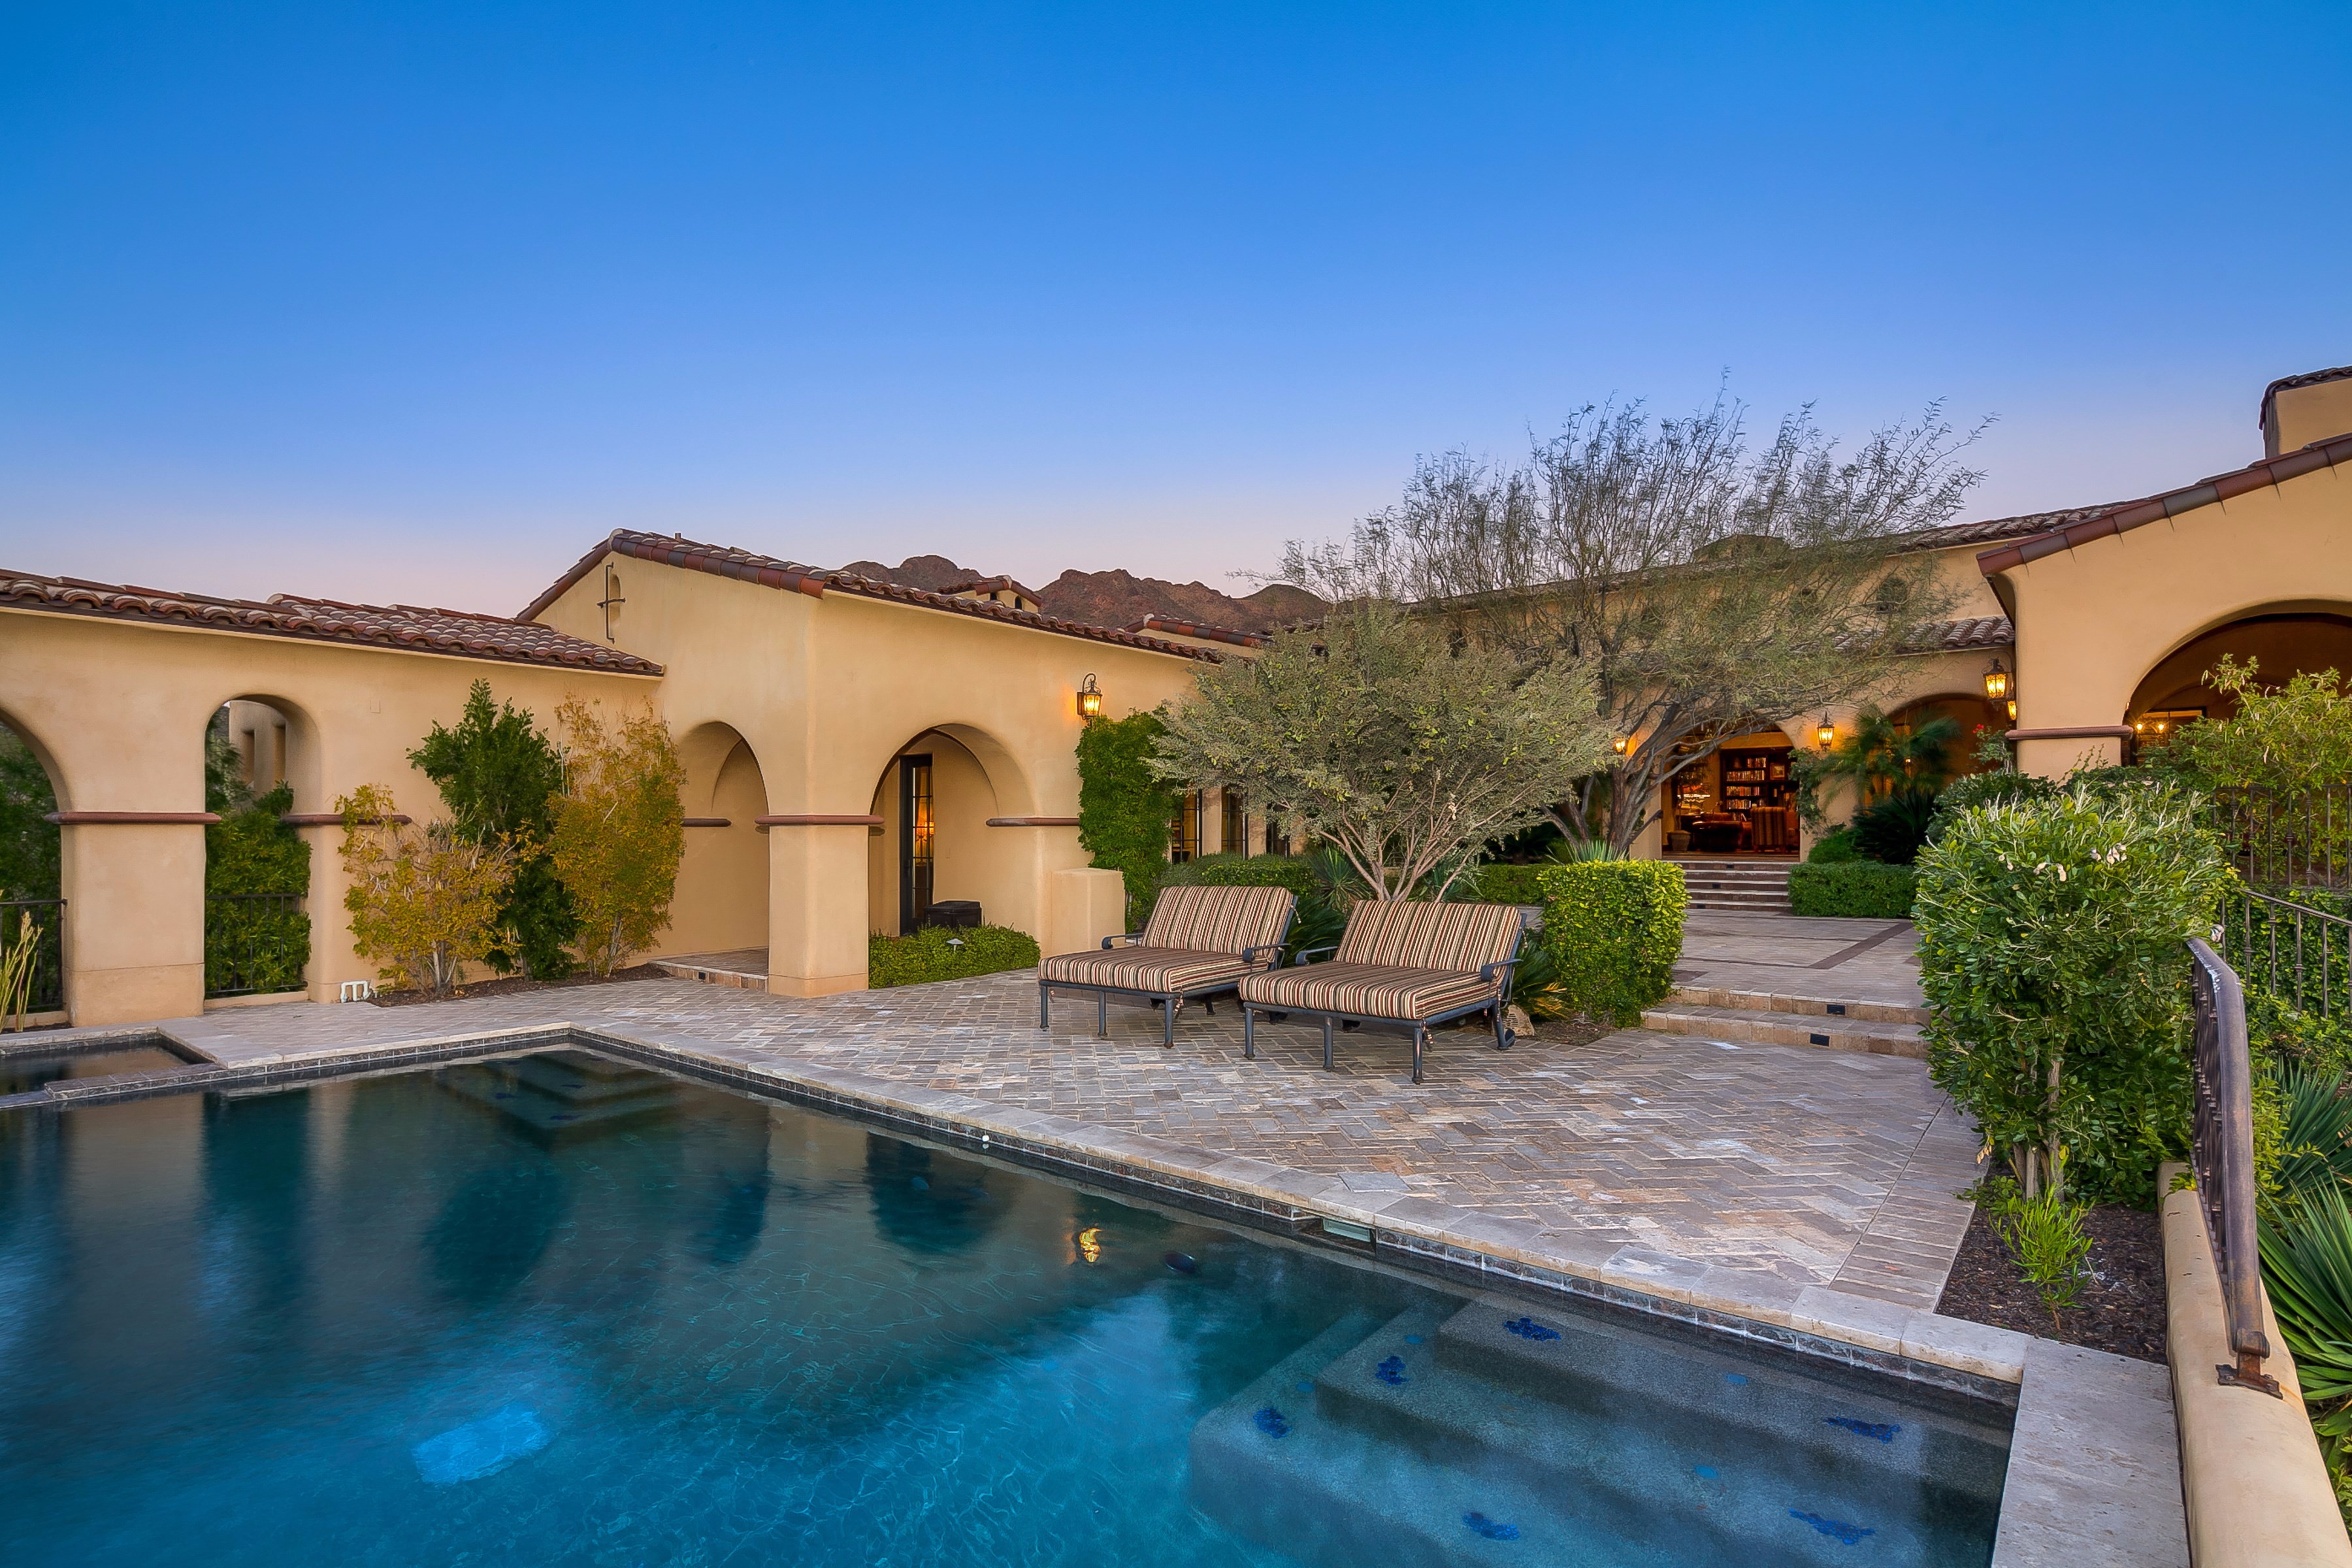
297, 822, 370, 1002
766, 821, 871, 996
60, 821, 206, 1025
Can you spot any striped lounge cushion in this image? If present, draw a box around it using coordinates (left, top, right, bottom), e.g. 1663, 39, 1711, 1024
1139, 883, 1296, 956
1333, 901, 1523, 974
1038, 947, 1256, 994
1237, 964, 1497, 1022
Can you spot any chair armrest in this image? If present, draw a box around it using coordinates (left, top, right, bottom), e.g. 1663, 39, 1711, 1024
1241, 942, 1285, 968
1478, 955, 1522, 986
1100, 930, 1147, 950
1290, 944, 1339, 967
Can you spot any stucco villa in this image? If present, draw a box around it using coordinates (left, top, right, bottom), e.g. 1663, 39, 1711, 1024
2, 362, 2347, 1027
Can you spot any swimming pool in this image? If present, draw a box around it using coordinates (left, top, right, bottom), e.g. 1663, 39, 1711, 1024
0, 1047, 2008, 1565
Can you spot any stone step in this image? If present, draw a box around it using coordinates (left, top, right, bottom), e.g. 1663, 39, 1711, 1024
1686, 890, 1792, 913
1668, 986, 1928, 1026
1639, 1003, 1925, 1058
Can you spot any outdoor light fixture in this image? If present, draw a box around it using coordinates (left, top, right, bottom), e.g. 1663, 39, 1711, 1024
1982, 658, 2011, 702
1076, 674, 1102, 721
2005, 698, 2018, 723
1816, 715, 1835, 749
1612, 736, 1628, 755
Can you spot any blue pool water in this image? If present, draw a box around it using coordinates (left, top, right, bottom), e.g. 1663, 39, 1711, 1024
0, 1049, 2008, 1565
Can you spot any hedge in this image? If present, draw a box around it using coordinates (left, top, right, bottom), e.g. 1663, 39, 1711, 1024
1535, 860, 1686, 1026
869, 923, 1042, 988
1788, 861, 1918, 918
1467, 862, 1549, 907
1157, 853, 1322, 900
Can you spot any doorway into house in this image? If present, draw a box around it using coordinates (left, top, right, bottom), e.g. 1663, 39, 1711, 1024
899, 754, 934, 934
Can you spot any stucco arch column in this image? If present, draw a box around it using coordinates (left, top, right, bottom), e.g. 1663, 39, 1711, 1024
764, 821, 872, 996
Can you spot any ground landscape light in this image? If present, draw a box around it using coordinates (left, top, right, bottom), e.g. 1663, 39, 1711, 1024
1077, 674, 1102, 721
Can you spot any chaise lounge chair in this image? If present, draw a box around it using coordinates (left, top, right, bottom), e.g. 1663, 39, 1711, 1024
1037, 883, 1298, 1046
1237, 900, 1527, 1084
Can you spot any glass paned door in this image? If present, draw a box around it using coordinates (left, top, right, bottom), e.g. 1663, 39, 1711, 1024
900, 755, 934, 934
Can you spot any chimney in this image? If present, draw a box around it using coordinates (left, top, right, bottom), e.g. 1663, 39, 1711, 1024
2260, 364, 2352, 458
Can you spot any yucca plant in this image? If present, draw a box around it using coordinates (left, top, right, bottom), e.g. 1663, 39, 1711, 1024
2278, 1064, 2352, 1203
2261, 1184, 2352, 1408
0, 909, 39, 1030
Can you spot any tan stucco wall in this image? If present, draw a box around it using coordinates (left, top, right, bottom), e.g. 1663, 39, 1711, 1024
2270, 378, 2352, 459
662, 728, 770, 959
529, 557, 1206, 993
1989, 465, 2351, 776
0, 608, 656, 1024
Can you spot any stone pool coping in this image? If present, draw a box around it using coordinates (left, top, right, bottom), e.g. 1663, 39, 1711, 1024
3, 1010, 2188, 1565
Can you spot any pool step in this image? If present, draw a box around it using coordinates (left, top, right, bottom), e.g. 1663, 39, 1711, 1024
1189, 1299, 2005, 1568
1639, 1002, 1925, 1058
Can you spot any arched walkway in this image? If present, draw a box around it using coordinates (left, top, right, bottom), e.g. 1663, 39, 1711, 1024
0, 708, 67, 1019
1885, 692, 2003, 779
659, 721, 772, 968
2126, 609, 2352, 741
201, 697, 318, 1002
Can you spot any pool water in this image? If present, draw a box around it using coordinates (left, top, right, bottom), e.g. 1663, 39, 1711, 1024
0, 1048, 2008, 1566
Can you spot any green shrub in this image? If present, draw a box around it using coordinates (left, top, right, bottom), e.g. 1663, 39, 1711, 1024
869, 923, 1041, 988
1158, 853, 1322, 900
204, 783, 312, 995
1536, 860, 1686, 1026
1467, 863, 1550, 907
1984, 1170, 2094, 1330
1807, 827, 1863, 864
1787, 861, 1917, 918
1915, 783, 2230, 1206
1851, 785, 1941, 865
1076, 711, 1179, 928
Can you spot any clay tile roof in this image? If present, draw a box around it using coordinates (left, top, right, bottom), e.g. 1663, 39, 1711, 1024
2261, 363, 2352, 429
1903, 503, 2126, 551
1120, 615, 1271, 649
1976, 430, 2352, 577
0, 570, 662, 674
1898, 615, 2015, 654
519, 531, 1222, 661
936, 574, 1045, 602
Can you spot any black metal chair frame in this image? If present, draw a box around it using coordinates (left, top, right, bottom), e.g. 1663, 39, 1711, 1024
1240, 924, 1525, 1085
1037, 909, 1296, 1047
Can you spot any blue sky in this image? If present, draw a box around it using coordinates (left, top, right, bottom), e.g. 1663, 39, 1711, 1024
3, 2, 2345, 615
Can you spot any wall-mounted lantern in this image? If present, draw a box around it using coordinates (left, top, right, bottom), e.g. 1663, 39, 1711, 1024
2005, 698, 2018, 723
1816, 715, 1835, 750
1612, 736, 1628, 755
1982, 658, 2011, 703
1076, 674, 1103, 721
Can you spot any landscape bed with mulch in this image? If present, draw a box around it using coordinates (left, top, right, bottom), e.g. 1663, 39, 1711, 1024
367, 965, 668, 1008
1936, 1199, 2168, 1364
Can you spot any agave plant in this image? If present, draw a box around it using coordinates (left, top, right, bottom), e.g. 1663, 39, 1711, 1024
2260, 1183, 2352, 1406
2278, 1064, 2352, 1203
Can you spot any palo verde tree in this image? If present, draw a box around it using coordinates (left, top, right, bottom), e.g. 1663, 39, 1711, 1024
1153, 600, 1612, 900
1279, 391, 1985, 855
410, 680, 578, 979
549, 696, 687, 976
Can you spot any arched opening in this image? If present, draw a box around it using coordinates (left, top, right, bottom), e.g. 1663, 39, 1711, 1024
659, 722, 771, 977
866, 727, 1021, 936
1661, 727, 1801, 858
2126, 610, 2352, 743
203, 698, 316, 1001
0, 708, 66, 1020
1884, 692, 2004, 781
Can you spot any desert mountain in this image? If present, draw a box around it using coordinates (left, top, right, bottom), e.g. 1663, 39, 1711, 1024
837, 555, 1322, 633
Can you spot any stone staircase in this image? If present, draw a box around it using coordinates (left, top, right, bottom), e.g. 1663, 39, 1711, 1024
1188, 1296, 2006, 1568
1642, 986, 1928, 1059
1669, 857, 1796, 913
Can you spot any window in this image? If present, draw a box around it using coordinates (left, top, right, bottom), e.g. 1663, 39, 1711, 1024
1220, 790, 1247, 857
1170, 791, 1203, 863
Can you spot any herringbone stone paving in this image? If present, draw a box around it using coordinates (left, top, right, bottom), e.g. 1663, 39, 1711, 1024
134, 961, 1980, 1296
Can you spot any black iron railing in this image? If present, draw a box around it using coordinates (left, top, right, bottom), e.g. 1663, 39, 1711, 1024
2219, 887, 2352, 1023
2187, 937, 2281, 1396
204, 892, 310, 998
0, 896, 65, 1019
2216, 784, 2352, 896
